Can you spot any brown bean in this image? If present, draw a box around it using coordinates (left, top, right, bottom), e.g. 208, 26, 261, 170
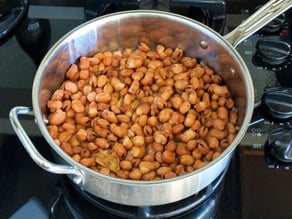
209, 128, 227, 140
87, 142, 98, 151
207, 137, 219, 149
130, 146, 145, 158
122, 136, 133, 149
129, 168, 142, 180
66, 64, 79, 81
80, 158, 95, 167
47, 125, 58, 139
110, 124, 128, 138
72, 154, 81, 162
170, 95, 183, 109
163, 171, 177, 179
158, 108, 172, 122
212, 118, 226, 130
116, 170, 129, 179
156, 166, 172, 176
93, 125, 109, 138
63, 81, 78, 93
162, 151, 176, 164
143, 154, 155, 162
153, 131, 167, 145
179, 101, 191, 114
95, 92, 111, 103
160, 85, 174, 101
120, 160, 132, 170
60, 142, 73, 156
139, 161, 155, 174
184, 112, 196, 127
128, 80, 140, 94
71, 100, 85, 113
46, 43, 238, 181
176, 144, 190, 156
180, 154, 194, 166
112, 143, 126, 157
181, 56, 197, 68
217, 106, 228, 120
47, 100, 63, 112
48, 109, 66, 125
111, 77, 125, 91
95, 138, 110, 149
99, 167, 111, 176
117, 114, 131, 123
164, 140, 176, 152
172, 124, 185, 135
75, 115, 90, 126
136, 104, 150, 115
80, 148, 91, 158
192, 149, 202, 160
193, 160, 207, 170
179, 129, 196, 142
132, 135, 145, 147
174, 80, 189, 91
102, 110, 118, 123
142, 171, 156, 180
75, 128, 87, 142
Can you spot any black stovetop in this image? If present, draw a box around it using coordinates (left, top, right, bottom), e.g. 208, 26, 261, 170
0, 134, 240, 219
1, 1, 292, 219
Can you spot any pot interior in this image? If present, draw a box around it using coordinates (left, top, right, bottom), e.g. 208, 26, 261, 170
33, 10, 253, 175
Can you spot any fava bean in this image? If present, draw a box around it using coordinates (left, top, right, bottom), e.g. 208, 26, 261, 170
46, 43, 239, 181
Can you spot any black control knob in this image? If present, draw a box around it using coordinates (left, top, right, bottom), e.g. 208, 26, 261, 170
255, 38, 291, 66
263, 88, 292, 167
262, 87, 292, 120
262, 13, 285, 33
266, 127, 292, 163
0, 0, 29, 45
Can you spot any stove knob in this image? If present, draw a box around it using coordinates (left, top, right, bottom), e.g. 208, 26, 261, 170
262, 87, 292, 120
262, 14, 285, 33
266, 127, 292, 163
0, 0, 29, 45
255, 38, 291, 66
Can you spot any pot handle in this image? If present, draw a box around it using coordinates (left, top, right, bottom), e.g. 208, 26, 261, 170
9, 106, 84, 185
224, 0, 292, 47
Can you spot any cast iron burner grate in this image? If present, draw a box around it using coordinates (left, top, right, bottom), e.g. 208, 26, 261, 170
50, 169, 227, 219
84, 0, 226, 34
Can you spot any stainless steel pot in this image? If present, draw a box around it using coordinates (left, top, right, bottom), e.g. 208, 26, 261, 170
9, 0, 292, 206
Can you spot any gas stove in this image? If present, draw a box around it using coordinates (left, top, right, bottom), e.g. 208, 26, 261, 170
0, 1, 292, 219
0, 135, 237, 219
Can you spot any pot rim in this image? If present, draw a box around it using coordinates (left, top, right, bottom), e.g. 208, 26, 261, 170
32, 10, 254, 185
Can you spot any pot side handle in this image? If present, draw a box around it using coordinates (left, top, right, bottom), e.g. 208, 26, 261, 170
224, 0, 292, 47
9, 106, 84, 185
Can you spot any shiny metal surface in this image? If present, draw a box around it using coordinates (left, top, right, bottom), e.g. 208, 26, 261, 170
262, 88, 292, 120
224, 0, 292, 47
10, 0, 289, 205
267, 127, 292, 163
9, 106, 84, 184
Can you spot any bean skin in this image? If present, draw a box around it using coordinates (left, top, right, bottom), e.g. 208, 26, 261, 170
46, 43, 239, 181
180, 154, 194, 166
71, 100, 85, 113
48, 109, 66, 125
120, 160, 132, 170
162, 151, 176, 164
64, 81, 78, 93
129, 168, 142, 180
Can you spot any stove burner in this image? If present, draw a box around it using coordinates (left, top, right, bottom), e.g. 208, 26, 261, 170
50, 170, 227, 219
84, 0, 226, 34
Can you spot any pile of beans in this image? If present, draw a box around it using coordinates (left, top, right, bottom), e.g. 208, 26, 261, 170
46, 43, 239, 180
